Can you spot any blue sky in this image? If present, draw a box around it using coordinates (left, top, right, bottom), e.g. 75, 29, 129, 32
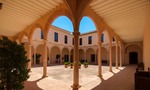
52, 16, 96, 33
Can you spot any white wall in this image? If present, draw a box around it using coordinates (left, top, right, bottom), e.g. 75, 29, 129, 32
79, 32, 98, 46
47, 26, 73, 46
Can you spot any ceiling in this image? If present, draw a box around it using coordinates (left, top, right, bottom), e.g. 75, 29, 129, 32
0, 0, 63, 36
90, 0, 149, 42
0, 0, 149, 42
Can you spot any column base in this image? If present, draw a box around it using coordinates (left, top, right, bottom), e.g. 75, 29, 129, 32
42, 75, 48, 78
71, 84, 81, 90
97, 74, 103, 79
109, 69, 113, 72
28, 69, 31, 72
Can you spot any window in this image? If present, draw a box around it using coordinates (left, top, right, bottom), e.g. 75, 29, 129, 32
54, 32, 58, 42
101, 34, 104, 43
64, 35, 68, 44
88, 36, 92, 44
80, 38, 82, 45
41, 31, 44, 39
72, 38, 74, 45
113, 37, 115, 42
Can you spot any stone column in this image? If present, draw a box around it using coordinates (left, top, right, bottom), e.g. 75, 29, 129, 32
116, 43, 118, 69
60, 50, 62, 64
48, 48, 51, 65
72, 31, 80, 89
27, 44, 32, 71
98, 42, 102, 78
34, 49, 36, 66
120, 45, 122, 67
85, 50, 87, 62
95, 53, 97, 64
109, 44, 113, 72
69, 51, 71, 62
43, 40, 47, 77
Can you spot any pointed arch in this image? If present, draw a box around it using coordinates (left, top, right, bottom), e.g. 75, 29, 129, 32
29, 23, 44, 41
44, 8, 74, 40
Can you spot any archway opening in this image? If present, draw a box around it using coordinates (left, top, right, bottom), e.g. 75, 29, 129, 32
62, 48, 69, 62
51, 46, 61, 64
129, 52, 138, 64
36, 44, 49, 65
125, 44, 143, 64
101, 47, 108, 65
32, 28, 44, 40
79, 49, 85, 63
79, 16, 96, 33
70, 49, 74, 63
86, 48, 95, 64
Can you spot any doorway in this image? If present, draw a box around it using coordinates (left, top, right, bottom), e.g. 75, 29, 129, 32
91, 54, 95, 62
129, 52, 138, 64
64, 55, 69, 62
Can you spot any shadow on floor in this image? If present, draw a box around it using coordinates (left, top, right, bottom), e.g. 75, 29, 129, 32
24, 77, 44, 90
92, 65, 137, 90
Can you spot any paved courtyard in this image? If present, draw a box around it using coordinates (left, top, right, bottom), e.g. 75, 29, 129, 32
24, 65, 136, 90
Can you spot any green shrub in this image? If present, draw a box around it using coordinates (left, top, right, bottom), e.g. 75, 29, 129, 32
0, 36, 29, 90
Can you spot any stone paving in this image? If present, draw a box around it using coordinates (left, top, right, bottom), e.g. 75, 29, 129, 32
24, 65, 135, 90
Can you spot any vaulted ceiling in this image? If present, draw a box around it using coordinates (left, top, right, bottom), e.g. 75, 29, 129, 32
0, 0, 63, 36
0, 0, 149, 42
90, 0, 149, 42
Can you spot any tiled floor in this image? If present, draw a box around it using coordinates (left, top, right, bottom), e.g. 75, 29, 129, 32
24, 65, 136, 90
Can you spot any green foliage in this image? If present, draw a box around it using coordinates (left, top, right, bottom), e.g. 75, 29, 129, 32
0, 36, 29, 90
64, 62, 68, 65
70, 63, 73, 66
79, 62, 82, 66
84, 62, 88, 65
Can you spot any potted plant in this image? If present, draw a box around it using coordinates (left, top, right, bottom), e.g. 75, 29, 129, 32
84, 62, 88, 68
70, 63, 73, 69
67, 62, 70, 66
79, 62, 81, 69
64, 62, 68, 68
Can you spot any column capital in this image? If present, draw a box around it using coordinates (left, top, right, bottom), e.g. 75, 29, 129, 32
27, 43, 31, 46
109, 44, 112, 48
43, 39, 48, 45
73, 31, 80, 36
98, 41, 102, 45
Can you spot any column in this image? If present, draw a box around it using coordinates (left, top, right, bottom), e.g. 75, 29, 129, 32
95, 54, 97, 64
69, 51, 71, 62
43, 40, 47, 77
84, 50, 86, 62
72, 31, 80, 89
116, 43, 118, 69
98, 42, 102, 78
60, 50, 62, 64
34, 49, 36, 65
109, 44, 113, 72
120, 45, 122, 67
27, 44, 32, 71
48, 49, 51, 65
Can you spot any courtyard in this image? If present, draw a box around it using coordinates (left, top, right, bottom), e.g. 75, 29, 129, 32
24, 65, 136, 90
